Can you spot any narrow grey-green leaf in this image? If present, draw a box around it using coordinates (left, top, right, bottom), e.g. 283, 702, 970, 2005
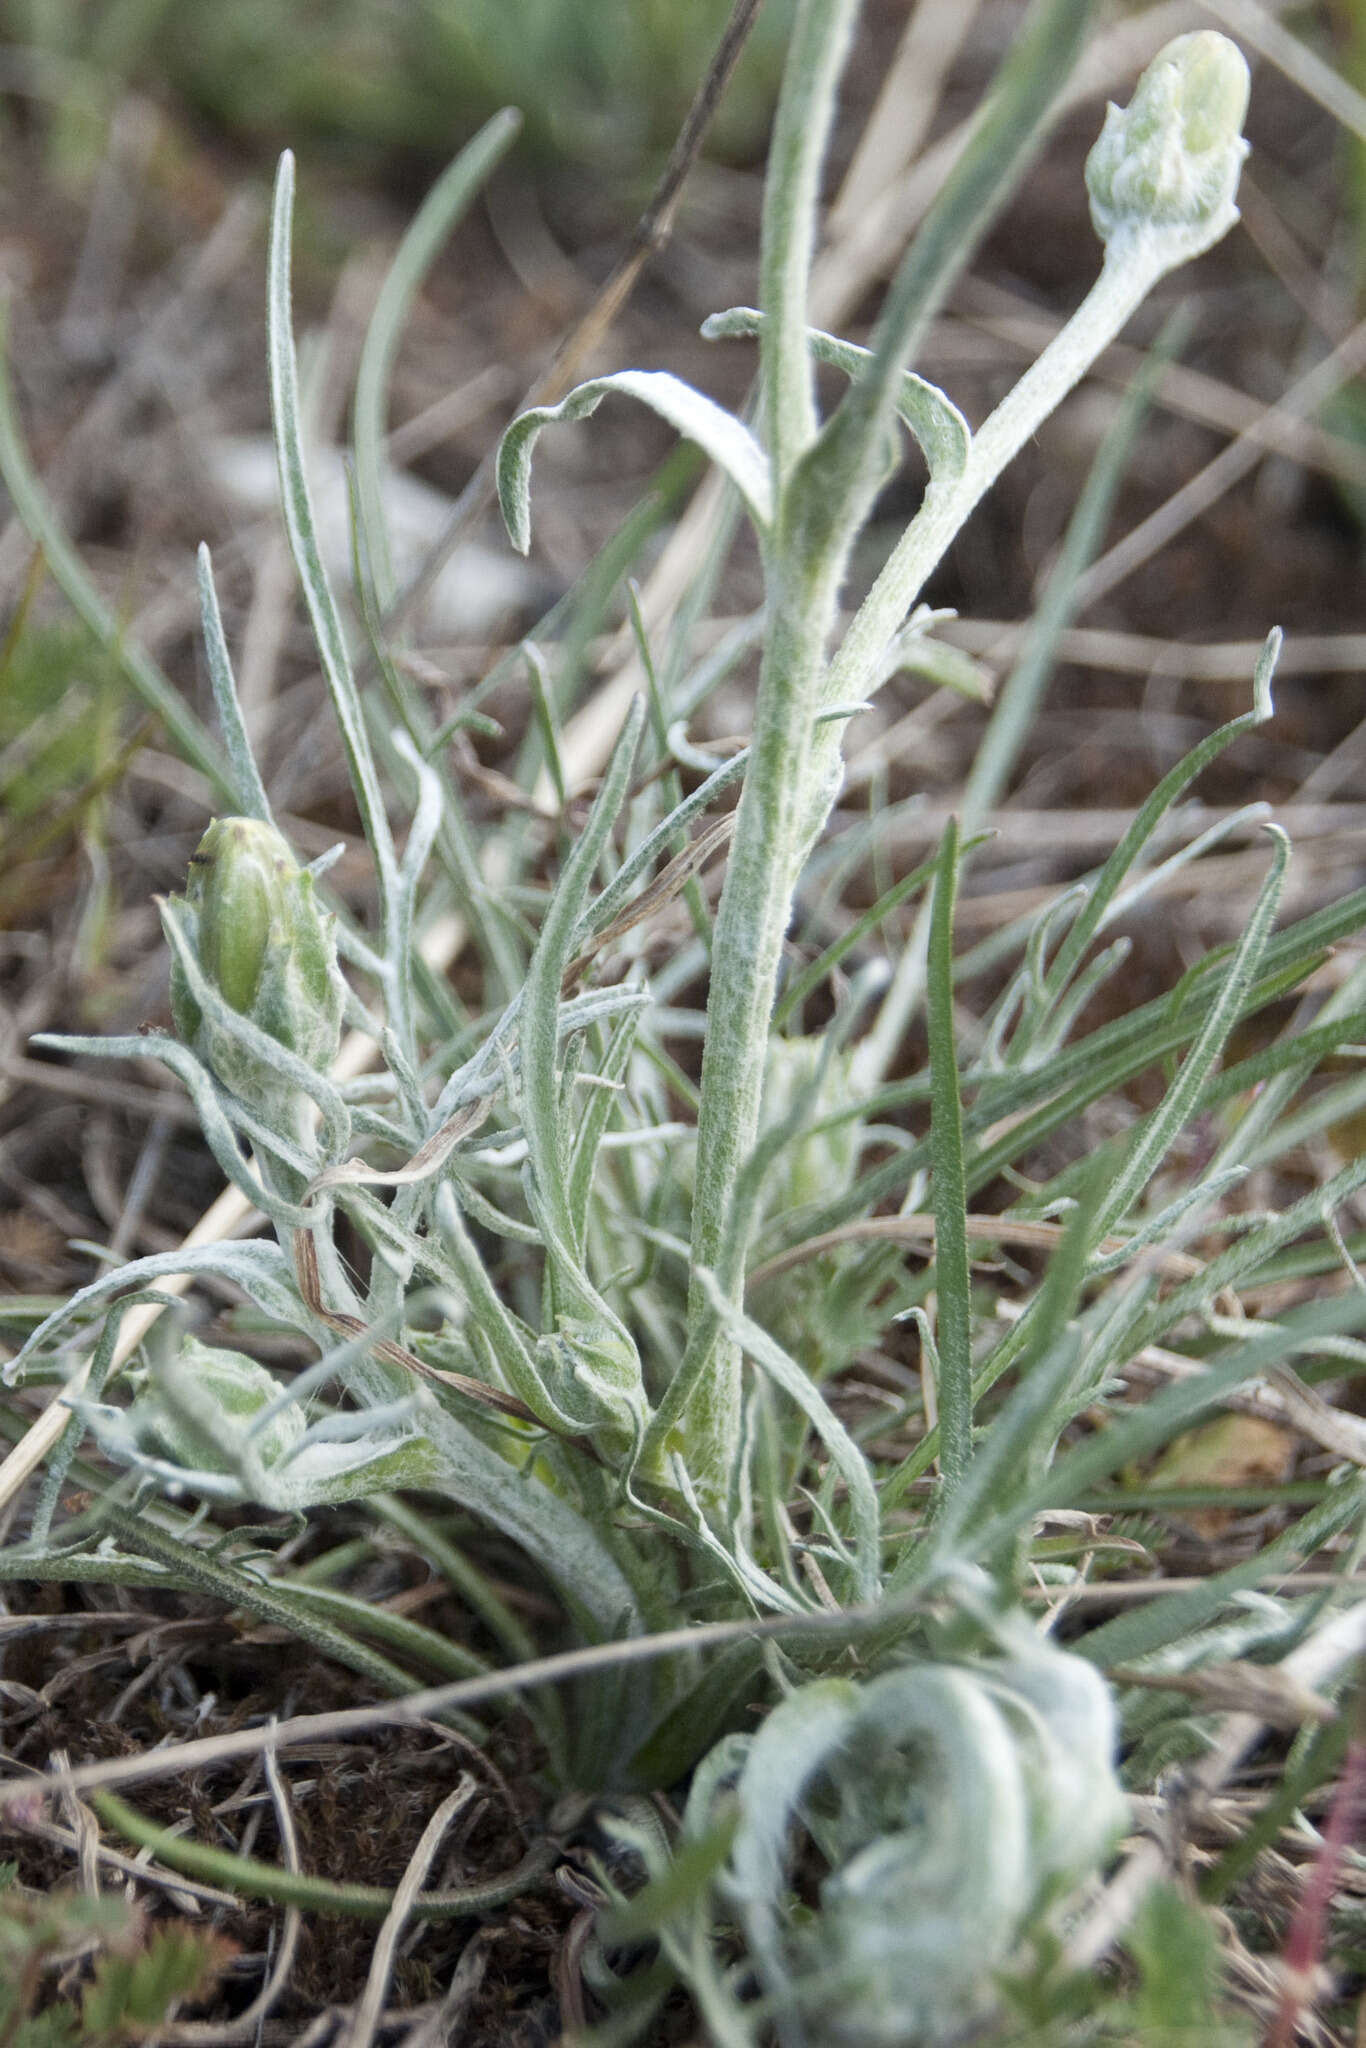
196, 544, 274, 826
703, 304, 971, 482
352, 109, 521, 611
267, 152, 398, 892
699, 1275, 881, 1605
928, 818, 973, 1491
498, 372, 773, 553
1092, 824, 1289, 1243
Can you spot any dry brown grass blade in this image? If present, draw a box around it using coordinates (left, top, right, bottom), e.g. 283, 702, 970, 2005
288, 1224, 546, 1430
826, 0, 984, 238
164, 1747, 305, 2046
561, 811, 735, 990
745, 1211, 1206, 1292
954, 294, 1366, 491
871, 798, 1366, 855
0, 1769, 241, 1910
342, 1778, 479, 2048
1264, 1365, 1366, 1469
1105, 1659, 1337, 1729
933, 621, 1366, 682
1065, 1600, 1366, 1971
301, 1096, 493, 1200
1072, 317, 1366, 614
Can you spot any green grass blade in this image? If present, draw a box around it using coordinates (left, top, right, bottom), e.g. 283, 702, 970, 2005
991, 1289, 1366, 1538
1037, 631, 1280, 1023
928, 818, 973, 1492
352, 108, 520, 612
774, 843, 967, 1030
0, 305, 231, 799
1091, 825, 1288, 1242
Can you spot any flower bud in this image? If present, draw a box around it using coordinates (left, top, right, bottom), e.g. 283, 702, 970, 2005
1085, 32, 1250, 252
169, 817, 344, 1110
129, 1337, 304, 1476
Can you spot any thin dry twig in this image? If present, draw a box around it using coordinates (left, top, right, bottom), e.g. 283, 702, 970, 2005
342, 1778, 480, 2048
164, 1746, 306, 2045
0, 1759, 238, 1911
0, 1599, 904, 1811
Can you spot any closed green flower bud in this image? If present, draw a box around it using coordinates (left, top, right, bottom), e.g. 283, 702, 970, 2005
129, 1337, 305, 1476
1085, 33, 1250, 253
168, 817, 344, 1113
196, 819, 275, 1014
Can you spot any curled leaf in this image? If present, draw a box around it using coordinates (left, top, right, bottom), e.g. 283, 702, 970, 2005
703, 305, 971, 485
497, 370, 773, 552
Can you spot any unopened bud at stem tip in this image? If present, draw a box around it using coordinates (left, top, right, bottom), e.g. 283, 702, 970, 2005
1085, 32, 1251, 252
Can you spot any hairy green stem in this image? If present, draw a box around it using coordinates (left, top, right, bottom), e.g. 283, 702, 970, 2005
640, 3, 863, 1513
758, 0, 861, 488
654, 547, 845, 1506
851, 238, 1200, 1086
792, 0, 1090, 565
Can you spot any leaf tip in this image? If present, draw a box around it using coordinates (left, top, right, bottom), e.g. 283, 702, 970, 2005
1252, 625, 1281, 722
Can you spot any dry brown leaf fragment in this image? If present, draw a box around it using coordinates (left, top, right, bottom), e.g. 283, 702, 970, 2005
1107, 1659, 1337, 1730
1146, 1411, 1296, 1537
